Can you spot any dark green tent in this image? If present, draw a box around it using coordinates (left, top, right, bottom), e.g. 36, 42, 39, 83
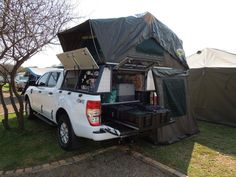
188, 48, 236, 127
152, 68, 198, 143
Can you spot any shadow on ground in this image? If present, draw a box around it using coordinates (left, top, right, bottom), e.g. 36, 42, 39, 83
133, 120, 236, 176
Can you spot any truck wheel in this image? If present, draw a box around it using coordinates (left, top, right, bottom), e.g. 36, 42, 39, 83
25, 99, 35, 119
57, 114, 78, 151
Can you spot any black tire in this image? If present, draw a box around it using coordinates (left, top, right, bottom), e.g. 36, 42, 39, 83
25, 98, 35, 119
57, 114, 79, 151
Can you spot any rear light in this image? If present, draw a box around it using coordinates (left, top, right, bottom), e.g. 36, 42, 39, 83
86, 100, 101, 126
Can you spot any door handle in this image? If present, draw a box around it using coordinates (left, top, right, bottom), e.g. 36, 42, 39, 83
48, 92, 53, 95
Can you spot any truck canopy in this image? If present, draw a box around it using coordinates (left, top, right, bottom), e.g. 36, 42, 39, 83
58, 12, 188, 69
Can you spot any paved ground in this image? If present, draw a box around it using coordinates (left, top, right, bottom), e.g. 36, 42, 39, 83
0, 92, 20, 114
3, 149, 168, 177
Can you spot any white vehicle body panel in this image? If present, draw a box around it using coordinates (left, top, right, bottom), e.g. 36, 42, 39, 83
25, 69, 121, 141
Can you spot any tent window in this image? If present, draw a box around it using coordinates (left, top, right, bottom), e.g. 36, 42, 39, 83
162, 78, 186, 117
136, 38, 164, 56
61, 70, 79, 90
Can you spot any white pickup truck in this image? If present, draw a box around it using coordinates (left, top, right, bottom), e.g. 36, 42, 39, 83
25, 48, 172, 150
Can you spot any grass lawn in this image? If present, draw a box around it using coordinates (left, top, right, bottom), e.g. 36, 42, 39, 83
2, 84, 9, 92
133, 121, 236, 177
0, 114, 115, 171
0, 114, 235, 177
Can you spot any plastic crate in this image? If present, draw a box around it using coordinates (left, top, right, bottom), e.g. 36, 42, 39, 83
152, 108, 172, 128
122, 109, 153, 129
102, 105, 134, 121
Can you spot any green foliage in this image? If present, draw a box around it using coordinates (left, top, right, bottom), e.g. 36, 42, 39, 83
2, 83, 9, 92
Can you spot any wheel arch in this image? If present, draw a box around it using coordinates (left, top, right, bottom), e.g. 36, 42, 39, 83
56, 107, 79, 150
56, 108, 69, 124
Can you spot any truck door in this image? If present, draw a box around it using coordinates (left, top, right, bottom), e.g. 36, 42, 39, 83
42, 72, 61, 120
31, 72, 50, 113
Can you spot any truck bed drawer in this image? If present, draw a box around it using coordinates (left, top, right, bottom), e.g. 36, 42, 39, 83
103, 122, 138, 137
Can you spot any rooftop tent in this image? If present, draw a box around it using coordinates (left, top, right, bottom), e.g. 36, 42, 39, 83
58, 12, 188, 69
187, 48, 236, 127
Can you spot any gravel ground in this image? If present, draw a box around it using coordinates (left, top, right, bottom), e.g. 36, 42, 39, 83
3, 150, 168, 177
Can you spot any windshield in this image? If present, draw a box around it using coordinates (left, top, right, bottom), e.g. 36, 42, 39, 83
19, 76, 28, 81
16, 75, 29, 82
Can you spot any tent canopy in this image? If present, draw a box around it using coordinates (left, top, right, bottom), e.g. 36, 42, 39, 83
188, 48, 236, 127
58, 12, 188, 69
187, 48, 236, 68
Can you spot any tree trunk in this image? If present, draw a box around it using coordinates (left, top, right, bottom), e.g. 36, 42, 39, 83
0, 85, 9, 129
9, 84, 24, 130
10, 69, 25, 130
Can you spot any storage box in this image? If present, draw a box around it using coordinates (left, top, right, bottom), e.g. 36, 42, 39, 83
152, 108, 172, 128
102, 105, 134, 121
121, 109, 153, 129
117, 83, 135, 101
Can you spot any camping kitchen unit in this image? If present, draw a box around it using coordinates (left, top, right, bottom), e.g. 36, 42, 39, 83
56, 12, 198, 144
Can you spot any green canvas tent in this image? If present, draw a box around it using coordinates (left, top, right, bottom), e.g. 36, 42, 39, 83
152, 68, 198, 143
187, 48, 236, 127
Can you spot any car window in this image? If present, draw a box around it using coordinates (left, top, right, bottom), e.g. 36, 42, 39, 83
61, 70, 79, 90
19, 76, 29, 82
61, 70, 99, 92
77, 70, 99, 92
48, 72, 60, 87
37, 73, 50, 86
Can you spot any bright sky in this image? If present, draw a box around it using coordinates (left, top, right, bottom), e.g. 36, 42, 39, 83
23, 0, 236, 67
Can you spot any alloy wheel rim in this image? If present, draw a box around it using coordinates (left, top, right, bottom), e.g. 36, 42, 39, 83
60, 122, 69, 144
